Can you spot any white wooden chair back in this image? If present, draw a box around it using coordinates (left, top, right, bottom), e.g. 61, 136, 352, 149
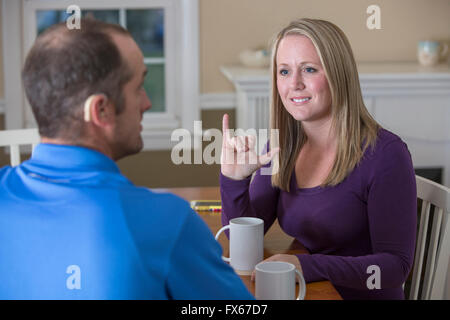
0, 128, 40, 166
409, 175, 450, 299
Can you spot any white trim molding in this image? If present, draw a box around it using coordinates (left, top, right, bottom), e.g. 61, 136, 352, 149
0, 99, 5, 114
358, 63, 450, 97
2, 0, 24, 128
200, 92, 236, 110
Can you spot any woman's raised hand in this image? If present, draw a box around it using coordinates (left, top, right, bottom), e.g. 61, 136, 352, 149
221, 114, 279, 180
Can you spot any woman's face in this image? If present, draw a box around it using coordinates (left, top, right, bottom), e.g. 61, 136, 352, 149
276, 34, 332, 124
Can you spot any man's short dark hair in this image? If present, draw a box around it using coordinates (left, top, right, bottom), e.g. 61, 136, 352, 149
22, 19, 133, 139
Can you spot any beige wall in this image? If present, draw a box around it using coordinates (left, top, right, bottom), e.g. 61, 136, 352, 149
1, 0, 449, 187
200, 0, 450, 93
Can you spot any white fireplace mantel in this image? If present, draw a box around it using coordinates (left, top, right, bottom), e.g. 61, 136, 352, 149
220, 62, 450, 187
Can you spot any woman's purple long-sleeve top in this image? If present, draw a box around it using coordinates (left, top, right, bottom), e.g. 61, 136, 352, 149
220, 128, 417, 300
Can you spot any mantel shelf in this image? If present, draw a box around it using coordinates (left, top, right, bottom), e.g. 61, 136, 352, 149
221, 62, 450, 96
221, 62, 450, 82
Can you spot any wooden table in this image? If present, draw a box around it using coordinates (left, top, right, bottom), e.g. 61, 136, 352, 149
156, 187, 342, 300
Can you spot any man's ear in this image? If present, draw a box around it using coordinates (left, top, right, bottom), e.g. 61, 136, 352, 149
84, 94, 115, 126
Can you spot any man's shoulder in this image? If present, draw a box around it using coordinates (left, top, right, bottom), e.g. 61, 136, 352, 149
0, 165, 13, 177
119, 188, 204, 263
122, 186, 191, 212
119, 186, 195, 232
0, 165, 15, 189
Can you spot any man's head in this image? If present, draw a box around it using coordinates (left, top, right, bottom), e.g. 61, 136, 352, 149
22, 19, 151, 159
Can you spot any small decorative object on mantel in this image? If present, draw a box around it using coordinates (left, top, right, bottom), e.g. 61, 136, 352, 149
239, 48, 270, 68
417, 40, 448, 67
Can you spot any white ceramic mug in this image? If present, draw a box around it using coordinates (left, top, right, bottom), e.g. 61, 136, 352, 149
255, 261, 306, 300
215, 217, 264, 275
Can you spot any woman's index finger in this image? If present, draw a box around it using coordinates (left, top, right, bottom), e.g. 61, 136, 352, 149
222, 113, 232, 141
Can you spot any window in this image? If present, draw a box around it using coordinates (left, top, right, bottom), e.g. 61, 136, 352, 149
2, 0, 200, 150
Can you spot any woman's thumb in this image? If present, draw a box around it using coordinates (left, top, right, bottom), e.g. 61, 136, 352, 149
258, 147, 280, 167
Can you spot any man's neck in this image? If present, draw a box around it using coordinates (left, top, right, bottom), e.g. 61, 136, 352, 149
40, 137, 115, 160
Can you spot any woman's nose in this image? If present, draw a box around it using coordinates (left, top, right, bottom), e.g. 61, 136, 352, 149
290, 72, 305, 90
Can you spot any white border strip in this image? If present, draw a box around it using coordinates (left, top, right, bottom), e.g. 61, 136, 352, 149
200, 92, 236, 110
0, 98, 4, 114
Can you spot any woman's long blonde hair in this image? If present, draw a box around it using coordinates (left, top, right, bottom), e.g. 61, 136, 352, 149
270, 18, 380, 191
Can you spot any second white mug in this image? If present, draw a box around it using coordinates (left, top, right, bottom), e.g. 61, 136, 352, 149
255, 261, 306, 300
215, 217, 264, 275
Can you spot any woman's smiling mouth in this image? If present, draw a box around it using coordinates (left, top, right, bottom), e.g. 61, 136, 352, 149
291, 97, 311, 104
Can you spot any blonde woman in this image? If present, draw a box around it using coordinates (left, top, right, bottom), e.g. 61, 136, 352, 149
220, 18, 417, 300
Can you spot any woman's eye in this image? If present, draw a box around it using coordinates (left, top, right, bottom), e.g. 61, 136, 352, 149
304, 67, 316, 73
279, 69, 289, 76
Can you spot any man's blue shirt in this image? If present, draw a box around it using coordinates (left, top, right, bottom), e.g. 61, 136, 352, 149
0, 144, 253, 299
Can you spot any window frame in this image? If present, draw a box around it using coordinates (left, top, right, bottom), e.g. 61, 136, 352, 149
2, 0, 200, 150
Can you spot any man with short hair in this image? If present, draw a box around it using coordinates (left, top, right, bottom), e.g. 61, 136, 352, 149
0, 19, 253, 299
